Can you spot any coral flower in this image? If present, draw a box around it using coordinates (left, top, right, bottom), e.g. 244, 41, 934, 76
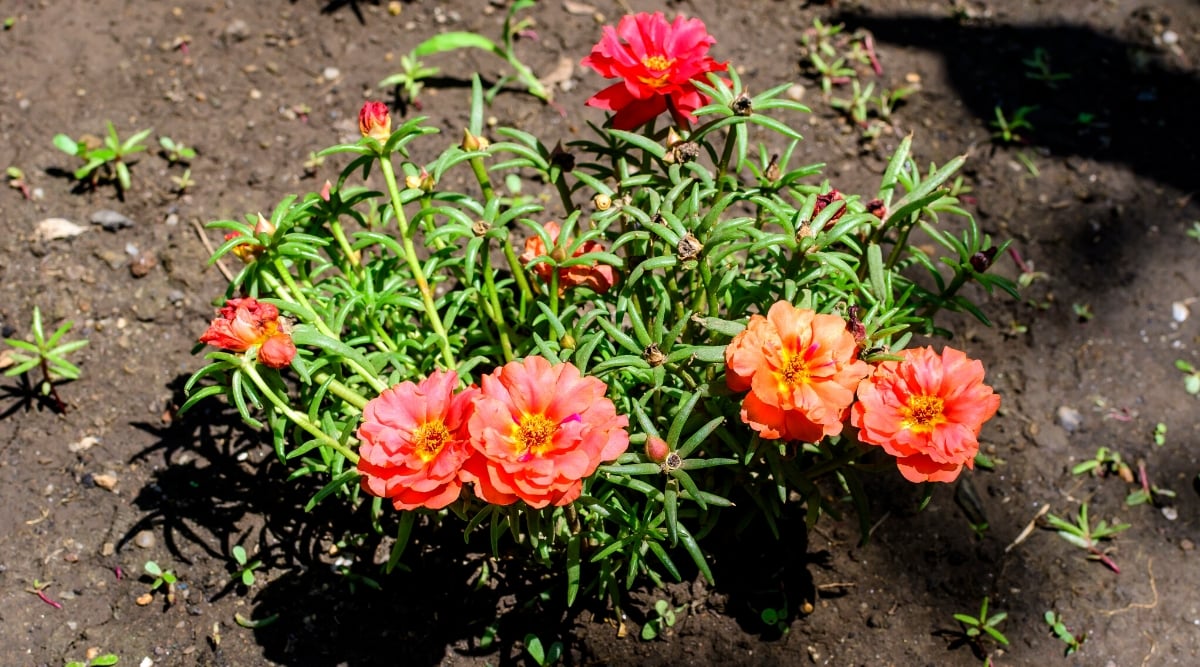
580, 12, 728, 130
520, 222, 616, 294
851, 346, 1001, 483
463, 356, 629, 508
725, 302, 870, 443
358, 101, 392, 142
199, 297, 296, 368
357, 370, 478, 510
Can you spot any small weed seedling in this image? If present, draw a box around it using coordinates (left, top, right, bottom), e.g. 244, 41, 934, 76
6, 166, 33, 199
953, 596, 1010, 652
1187, 221, 1200, 241
642, 599, 687, 640
1153, 421, 1167, 446
1022, 48, 1071, 88
170, 168, 196, 194
1044, 610, 1086, 655
990, 105, 1036, 144
523, 633, 563, 666
65, 653, 119, 667
158, 136, 196, 164
1071, 446, 1131, 481
760, 603, 790, 635
1072, 302, 1094, 322
1126, 460, 1176, 507
3, 306, 88, 413
1174, 359, 1200, 395
144, 560, 178, 605
1044, 503, 1130, 573
231, 544, 263, 586
53, 121, 152, 196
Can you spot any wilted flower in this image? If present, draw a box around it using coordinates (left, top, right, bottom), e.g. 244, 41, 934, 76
224, 214, 275, 263
520, 222, 616, 294
725, 301, 870, 442
358, 101, 392, 142
463, 356, 629, 508
851, 346, 1000, 483
199, 297, 296, 368
357, 371, 478, 510
580, 12, 728, 130
812, 189, 846, 223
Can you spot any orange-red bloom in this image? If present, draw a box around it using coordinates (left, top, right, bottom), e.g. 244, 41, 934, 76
580, 12, 728, 130
463, 356, 629, 508
357, 370, 478, 510
725, 302, 870, 443
520, 222, 616, 294
358, 101, 391, 142
224, 213, 275, 263
851, 346, 1000, 483
198, 297, 296, 368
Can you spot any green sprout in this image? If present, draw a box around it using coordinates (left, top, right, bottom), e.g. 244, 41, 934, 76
1071, 446, 1131, 480
1174, 359, 1200, 394
231, 544, 263, 586
158, 135, 196, 164
1022, 48, 1071, 88
523, 633, 563, 666
952, 596, 1010, 649
4, 306, 88, 413
1044, 610, 1086, 655
53, 121, 152, 196
143, 560, 178, 605
65, 654, 119, 667
1125, 460, 1176, 507
1153, 422, 1167, 446
759, 603, 790, 635
1044, 503, 1130, 573
6, 165, 32, 199
990, 105, 1036, 144
642, 598, 687, 640
1072, 302, 1094, 321
170, 168, 195, 194
1187, 221, 1200, 241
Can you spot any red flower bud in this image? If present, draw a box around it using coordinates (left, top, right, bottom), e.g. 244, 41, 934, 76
644, 436, 670, 463
358, 101, 392, 142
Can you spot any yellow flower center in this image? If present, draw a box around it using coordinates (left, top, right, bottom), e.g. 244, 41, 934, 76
514, 413, 557, 460
638, 54, 675, 88
642, 54, 673, 71
902, 395, 946, 434
778, 353, 811, 387
413, 419, 451, 462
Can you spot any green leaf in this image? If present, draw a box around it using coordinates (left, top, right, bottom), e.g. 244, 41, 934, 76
413, 32, 497, 57
53, 134, 80, 155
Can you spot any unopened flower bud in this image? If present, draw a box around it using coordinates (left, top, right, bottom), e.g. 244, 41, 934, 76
560, 333, 576, 350
358, 101, 392, 142
550, 245, 569, 262
592, 193, 612, 211
319, 180, 332, 202
643, 343, 666, 367
405, 168, 435, 192
676, 233, 703, 261
731, 93, 753, 116
461, 128, 489, 152
253, 212, 276, 237
865, 198, 887, 220
645, 436, 670, 463
970, 247, 998, 273
405, 173, 422, 190
765, 154, 781, 182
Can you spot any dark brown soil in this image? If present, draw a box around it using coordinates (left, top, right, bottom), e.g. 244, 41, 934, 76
2, 1, 1199, 665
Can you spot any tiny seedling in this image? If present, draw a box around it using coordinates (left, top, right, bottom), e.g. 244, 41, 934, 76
759, 603, 790, 635
1153, 422, 1167, 446
170, 168, 195, 194
144, 560, 178, 605
1187, 221, 1200, 241
1044, 610, 1086, 655
53, 121, 152, 196
1044, 503, 1130, 573
158, 136, 196, 163
990, 105, 1036, 144
231, 544, 263, 586
6, 166, 32, 199
642, 598, 687, 640
3, 306, 89, 413
953, 596, 1010, 650
1072, 302, 1094, 322
65, 653, 119, 667
523, 633, 563, 666
1071, 446, 1131, 481
1173, 359, 1200, 395
1126, 460, 1176, 507
1022, 48, 1071, 88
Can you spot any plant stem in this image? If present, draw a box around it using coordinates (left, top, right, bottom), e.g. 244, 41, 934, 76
242, 362, 360, 464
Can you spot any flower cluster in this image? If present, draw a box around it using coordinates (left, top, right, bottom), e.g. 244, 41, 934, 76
357, 357, 630, 510
726, 301, 999, 483
199, 297, 296, 369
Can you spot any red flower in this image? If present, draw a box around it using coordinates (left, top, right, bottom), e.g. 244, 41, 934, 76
358, 101, 391, 142
463, 356, 629, 508
357, 370, 478, 510
199, 297, 296, 369
520, 222, 616, 294
580, 12, 728, 131
851, 346, 1001, 483
725, 302, 870, 443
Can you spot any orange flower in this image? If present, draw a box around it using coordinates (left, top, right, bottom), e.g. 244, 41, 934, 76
724, 301, 870, 442
463, 356, 629, 508
358, 101, 391, 142
851, 346, 1000, 483
198, 297, 296, 369
520, 222, 616, 294
357, 370, 478, 510
224, 213, 275, 263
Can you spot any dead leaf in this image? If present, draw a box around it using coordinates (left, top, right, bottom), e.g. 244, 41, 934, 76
540, 56, 574, 88
563, 0, 596, 15
34, 218, 87, 243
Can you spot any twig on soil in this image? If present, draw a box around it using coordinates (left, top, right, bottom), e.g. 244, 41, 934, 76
191, 218, 235, 283
816, 581, 856, 591
1100, 557, 1158, 616
1005, 503, 1050, 553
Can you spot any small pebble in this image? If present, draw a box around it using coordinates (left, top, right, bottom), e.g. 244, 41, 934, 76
1172, 301, 1189, 322
130, 251, 157, 278
92, 473, 119, 491
323, 66, 340, 81
69, 436, 100, 453
785, 83, 806, 102
134, 530, 156, 549
1056, 406, 1082, 434
90, 210, 134, 231
1162, 30, 1179, 45
136, 593, 154, 606
1162, 506, 1178, 521
1180, 538, 1194, 551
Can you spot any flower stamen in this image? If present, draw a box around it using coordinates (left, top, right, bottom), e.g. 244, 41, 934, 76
514, 413, 558, 461
413, 420, 451, 462
902, 395, 946, 433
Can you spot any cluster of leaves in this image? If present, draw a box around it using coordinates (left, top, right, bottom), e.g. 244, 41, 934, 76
186, 65, 1010, 613
52, 123, 196, 196
3, 306, 88, 412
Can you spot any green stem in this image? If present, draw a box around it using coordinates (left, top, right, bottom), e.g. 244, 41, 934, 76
329, 221, 361, 270
482, 243, 515, 362
468, 155, 496, 202
715, 126, 738, 185
242, 362, 360, 464
313, 373, 371, 411
503, 235, 534, 320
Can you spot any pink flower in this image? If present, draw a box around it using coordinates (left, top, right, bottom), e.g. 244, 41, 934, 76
851, 346, 1001, 483
580, 12, 728, 130
199, 297, 296, 369
463, 356, 629, 508
357, 371, 478, 510
358, 101, 391, 142
520, 222, 616, 295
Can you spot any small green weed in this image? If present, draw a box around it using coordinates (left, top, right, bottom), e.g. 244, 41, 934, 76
1044, 610, 1086, 655
990, 105, 1036, 144
231, 544, 263, 586
3, 306, 88, 413
642, 599, 687, 640
523, 633, 563, 666
144, 560, 178, 605
65, 653, 119, 667
953, 596, 1010, 649
53, 121, 152, 196
1044, 503, 1130, 573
